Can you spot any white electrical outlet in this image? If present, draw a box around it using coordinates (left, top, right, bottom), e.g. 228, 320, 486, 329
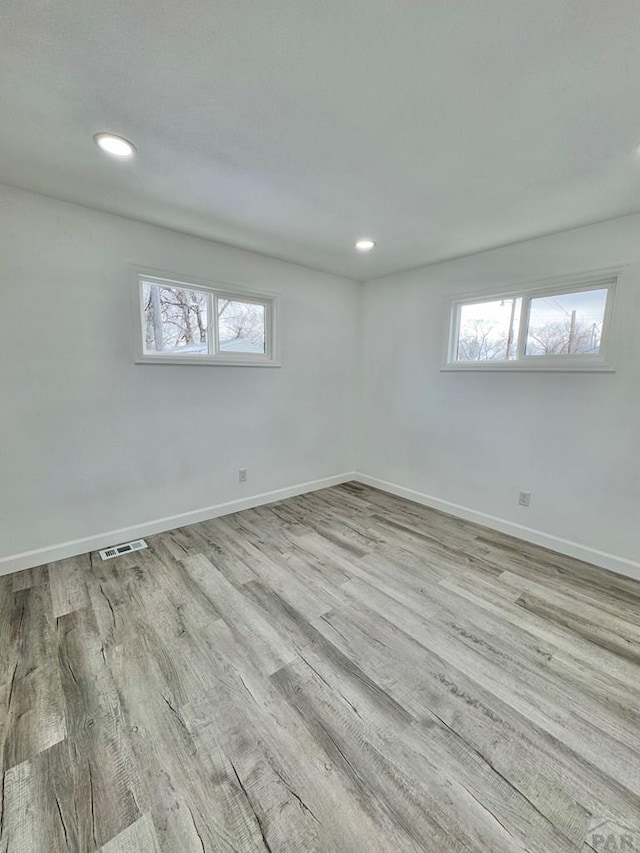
239, 468, 248, 483
518, 490, 531, 507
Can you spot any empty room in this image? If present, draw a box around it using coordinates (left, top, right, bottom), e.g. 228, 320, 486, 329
1, 1, 640, 851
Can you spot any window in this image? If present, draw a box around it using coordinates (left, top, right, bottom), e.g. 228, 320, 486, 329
445, 274, 617, 371
525, 288, 607, 357
134, 272, 277, 366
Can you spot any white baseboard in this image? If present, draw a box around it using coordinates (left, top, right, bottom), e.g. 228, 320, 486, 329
0, 472, 357, 576
5, 469, 638, 583
354, 472, 640, 582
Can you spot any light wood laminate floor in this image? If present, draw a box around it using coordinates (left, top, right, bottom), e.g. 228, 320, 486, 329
1, 483, 639, 852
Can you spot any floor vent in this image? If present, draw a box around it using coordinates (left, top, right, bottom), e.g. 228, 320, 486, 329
99, 539, 148, 560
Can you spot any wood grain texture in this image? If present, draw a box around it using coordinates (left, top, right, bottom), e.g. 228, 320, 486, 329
99, 814, 161, 853
1, 482, 639, 851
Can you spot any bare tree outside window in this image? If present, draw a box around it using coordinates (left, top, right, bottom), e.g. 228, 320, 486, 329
451, 284, 610, 366
143, 283, 208, 354
456, 298, 521, 361
218, 299, 266, 353
138, 277, 273, 363
525, 289, 607, 356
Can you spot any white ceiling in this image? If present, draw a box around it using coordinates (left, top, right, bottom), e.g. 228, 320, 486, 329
2, 0, 640, 280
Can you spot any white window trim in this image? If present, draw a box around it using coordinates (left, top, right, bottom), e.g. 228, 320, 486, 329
131, 266, 280, 367
442, 267, 622, 373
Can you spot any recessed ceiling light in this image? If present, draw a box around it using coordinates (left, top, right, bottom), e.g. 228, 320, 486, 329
355, 239, 376, 252
94, 133, 136, 158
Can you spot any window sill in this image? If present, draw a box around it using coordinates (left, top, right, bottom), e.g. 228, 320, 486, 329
441, 362, 615, 373
135, 355, 281, 367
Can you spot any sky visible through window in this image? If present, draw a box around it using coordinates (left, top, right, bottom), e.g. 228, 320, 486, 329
525, 288, 607, 356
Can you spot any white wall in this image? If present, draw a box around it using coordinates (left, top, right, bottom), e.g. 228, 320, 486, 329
3, 183, 639, 578
0, 184, 358, 568
358, 215, 640, 576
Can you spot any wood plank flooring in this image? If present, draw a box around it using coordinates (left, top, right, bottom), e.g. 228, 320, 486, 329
1, 482, 639, 851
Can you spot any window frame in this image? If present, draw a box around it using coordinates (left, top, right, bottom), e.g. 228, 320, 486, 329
131, 267, 279, 367
443, 269, 620, 372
